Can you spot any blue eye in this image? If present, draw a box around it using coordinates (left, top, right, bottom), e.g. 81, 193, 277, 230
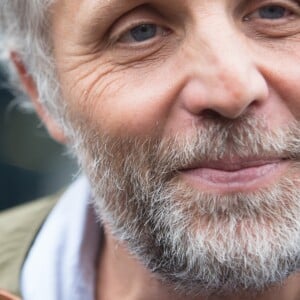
130, 24, 157, 42
258, 6, 287, 19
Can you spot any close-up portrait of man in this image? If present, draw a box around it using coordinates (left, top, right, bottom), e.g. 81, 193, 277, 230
0, 1, 300, 300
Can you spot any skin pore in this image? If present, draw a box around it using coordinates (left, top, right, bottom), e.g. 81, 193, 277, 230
23, 0, 300, 299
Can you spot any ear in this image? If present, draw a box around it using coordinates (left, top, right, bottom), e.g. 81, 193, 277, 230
10, 52, 67, 144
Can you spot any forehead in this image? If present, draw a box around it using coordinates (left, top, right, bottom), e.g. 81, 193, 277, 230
53, 0, 215, 22
55, 0, 156, 16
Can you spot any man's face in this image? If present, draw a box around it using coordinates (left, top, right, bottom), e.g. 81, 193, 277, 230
50, 0, 300, 296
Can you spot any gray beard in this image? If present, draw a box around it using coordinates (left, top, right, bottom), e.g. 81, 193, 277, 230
70, 115, 300, 297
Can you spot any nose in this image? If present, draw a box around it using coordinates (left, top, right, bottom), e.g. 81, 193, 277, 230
179, 21, 269, 119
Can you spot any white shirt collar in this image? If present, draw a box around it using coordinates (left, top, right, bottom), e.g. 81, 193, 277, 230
21, 176, 101, 300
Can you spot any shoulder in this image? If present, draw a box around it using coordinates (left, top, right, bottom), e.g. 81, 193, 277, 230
0, 192, 62, 296
0, 193, 60, 229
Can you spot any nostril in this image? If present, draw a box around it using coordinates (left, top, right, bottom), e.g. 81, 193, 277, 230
201, 109, 223, 120
200, 97, 261, 120
249, 99, 261, 109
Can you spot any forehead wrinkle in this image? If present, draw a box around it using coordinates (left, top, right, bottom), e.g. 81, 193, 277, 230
68, 0, 145, 32
76, 0, 187, 21
78, 0, 143, 18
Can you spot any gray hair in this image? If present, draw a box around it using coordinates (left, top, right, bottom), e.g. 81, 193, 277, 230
0, 0, 65, 125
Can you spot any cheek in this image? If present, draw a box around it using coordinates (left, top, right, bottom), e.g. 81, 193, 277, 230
259, 47, 300, 120
275, 72, 300, 120
59, 56, 182, 137
272, 72, 300, 120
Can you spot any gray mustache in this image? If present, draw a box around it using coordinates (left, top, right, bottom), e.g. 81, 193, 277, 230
154, 118, 300, 172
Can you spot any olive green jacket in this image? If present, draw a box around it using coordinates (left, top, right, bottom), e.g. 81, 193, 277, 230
0, 194, 59, 299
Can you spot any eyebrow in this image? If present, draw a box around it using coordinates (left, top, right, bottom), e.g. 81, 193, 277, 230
75, 0, 135, 32
82, 0, 144, 22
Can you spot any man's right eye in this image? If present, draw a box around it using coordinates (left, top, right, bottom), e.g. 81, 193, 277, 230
130, 24, 157, 42
117, 23, 170, 44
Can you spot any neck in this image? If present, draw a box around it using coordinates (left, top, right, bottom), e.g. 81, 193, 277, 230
96, 228, 300, 300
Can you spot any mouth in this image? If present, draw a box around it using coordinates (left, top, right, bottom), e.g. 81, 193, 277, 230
179, 157, 289, 193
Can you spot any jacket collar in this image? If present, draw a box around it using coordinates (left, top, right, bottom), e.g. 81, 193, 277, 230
21, 176, 101, 300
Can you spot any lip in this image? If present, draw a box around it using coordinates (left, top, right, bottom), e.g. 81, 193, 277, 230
179, 158, 289, 193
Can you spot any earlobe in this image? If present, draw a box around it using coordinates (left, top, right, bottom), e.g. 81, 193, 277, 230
10, 52, 67, 144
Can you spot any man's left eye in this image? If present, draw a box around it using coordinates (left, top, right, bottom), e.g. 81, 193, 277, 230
258, 5, 290, 19
245, 4, 294, 21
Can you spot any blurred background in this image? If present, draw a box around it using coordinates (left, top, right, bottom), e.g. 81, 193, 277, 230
0, 69, 77, 211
